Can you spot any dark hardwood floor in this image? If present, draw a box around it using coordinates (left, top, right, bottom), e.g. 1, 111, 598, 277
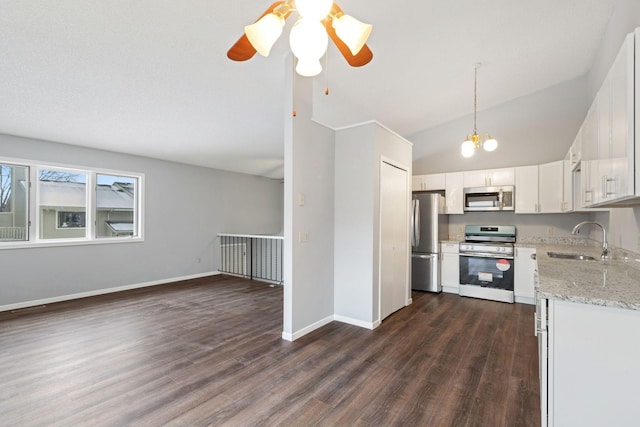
0, 275, 539, 426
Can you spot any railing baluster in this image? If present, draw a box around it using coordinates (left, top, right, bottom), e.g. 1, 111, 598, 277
217, 233, 283, 285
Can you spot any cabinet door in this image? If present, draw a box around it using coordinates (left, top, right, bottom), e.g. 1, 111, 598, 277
607, 33, 634, 201
488, 167, 515, 186
463, 170, 488, 188
445, 172, 464, 214
440, 251, 460, 293
538, 161, 564, 213
550, 300, 640, 426
423, 173, 446, 191
514, 247, 536, 303
515, 165, 539, 213
562, 158, 573, 212
412, 175, 424, 192
581, 100, 599, 207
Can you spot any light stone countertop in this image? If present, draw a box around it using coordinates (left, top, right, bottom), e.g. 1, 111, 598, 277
534, 243, 640, 311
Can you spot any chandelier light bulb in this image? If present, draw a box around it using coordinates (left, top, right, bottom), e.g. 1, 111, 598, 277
289, 18, 328, 61
295, 58, 323, 76
483, 137, 498, 152
461, 139, 476, 158
295, 0, 334, 21
245, 13, 285, 57
332, 14, 372, 55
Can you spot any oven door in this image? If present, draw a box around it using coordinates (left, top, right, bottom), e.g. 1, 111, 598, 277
459, 253, 514, 290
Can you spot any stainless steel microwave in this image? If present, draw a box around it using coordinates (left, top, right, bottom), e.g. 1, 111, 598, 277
463, 186, 515, 212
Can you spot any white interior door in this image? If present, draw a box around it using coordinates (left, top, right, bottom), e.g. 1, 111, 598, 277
380, 160, 409, 321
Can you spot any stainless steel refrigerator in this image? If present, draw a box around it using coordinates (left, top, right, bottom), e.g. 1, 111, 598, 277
411, 193, 449, 292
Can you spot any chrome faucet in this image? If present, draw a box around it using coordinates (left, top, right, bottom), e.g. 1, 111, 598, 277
571, 221, 610, 260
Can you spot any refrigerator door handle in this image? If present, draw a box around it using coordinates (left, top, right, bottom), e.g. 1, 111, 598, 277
414, 199, 420, 247
411, 199, 416, 247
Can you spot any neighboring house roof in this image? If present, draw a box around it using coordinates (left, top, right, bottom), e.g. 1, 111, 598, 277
39, 181, 134, 209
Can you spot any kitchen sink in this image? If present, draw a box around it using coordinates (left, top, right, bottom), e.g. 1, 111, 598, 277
547, 251, 597, 261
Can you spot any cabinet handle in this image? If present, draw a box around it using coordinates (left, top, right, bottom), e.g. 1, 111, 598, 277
531, 253, 537, 260
603, 175, 617, 197
584, 190, 593, 204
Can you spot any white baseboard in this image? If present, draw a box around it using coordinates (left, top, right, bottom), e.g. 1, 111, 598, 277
282, 314, 334, 341
333, 314, 377, 330
515, 295, 535, 305
0, 271, 220, 313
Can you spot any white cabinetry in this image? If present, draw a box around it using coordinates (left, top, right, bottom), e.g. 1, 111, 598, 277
562, 152, 574, 212
539, 299, 640, 426
578, 31, 636, 207
515, 165, 538, 213
445, 172, 464, 214
463, 167, 514, 188
515, 162, 563, 214
440, 242, 459, 294
538, 161, 564, 213
412, 173, 445, 192
514, 247, 535, 304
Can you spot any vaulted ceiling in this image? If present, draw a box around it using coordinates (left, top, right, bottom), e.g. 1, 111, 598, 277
0, 1, 616, 178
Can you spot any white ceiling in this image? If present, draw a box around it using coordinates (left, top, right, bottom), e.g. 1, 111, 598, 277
0, 1, 615, 179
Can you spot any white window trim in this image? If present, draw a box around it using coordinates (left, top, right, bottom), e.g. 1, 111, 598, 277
0, 155, 145, 250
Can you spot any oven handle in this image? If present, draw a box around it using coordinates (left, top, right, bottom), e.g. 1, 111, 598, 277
459, 252, 514, 260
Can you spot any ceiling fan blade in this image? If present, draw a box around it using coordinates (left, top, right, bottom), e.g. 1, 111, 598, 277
227, 1, 289, 62
324, 3, 373, 67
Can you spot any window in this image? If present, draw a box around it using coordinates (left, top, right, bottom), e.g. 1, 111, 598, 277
39, 169, 87, 239
0, 163, 29, 241
96, 174, 137, 238
0, 158, 144, 248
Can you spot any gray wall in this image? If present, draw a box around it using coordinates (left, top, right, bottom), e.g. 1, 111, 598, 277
410, 76, 589, 175
283, 56, 336, 340
0, 133, 283, 308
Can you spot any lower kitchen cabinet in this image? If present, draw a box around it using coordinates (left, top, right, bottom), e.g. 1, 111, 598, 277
440, 242, 459, 293
514, 247, 536, 304
538, 298, 640, 426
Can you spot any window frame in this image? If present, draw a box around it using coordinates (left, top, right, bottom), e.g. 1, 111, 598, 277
0, 156, 144, 249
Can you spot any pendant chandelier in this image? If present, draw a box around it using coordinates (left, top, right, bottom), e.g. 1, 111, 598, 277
461, 63, 498, 157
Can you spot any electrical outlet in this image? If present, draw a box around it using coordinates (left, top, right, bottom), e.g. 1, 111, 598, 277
299, 231, 309, 243
299, 193, 305, 206
458, 226, 464, 234
547, 227, 553, 235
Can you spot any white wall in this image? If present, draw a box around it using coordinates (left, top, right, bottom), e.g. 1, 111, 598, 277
283, 56, 336, 341
410, 76, 589, 175
0, 133, 283, 309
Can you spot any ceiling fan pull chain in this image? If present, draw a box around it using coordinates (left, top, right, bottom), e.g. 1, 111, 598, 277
292, 57, 297, 117
324, 49, 330, 95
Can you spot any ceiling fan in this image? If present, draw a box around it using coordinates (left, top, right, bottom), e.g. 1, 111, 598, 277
227, 0, 373, 76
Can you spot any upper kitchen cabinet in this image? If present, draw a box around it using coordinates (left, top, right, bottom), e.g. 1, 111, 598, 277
579, 30, 636, 207
515, 165, 538, 213
515, 162, 564, 214
412, 173, 445, 192
463, 167, 515, 188
445, 172, 464, 214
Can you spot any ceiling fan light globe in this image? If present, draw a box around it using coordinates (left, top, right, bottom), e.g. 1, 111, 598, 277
295, 0, 333, 21
483, 138, 498, 152
289, 18, 328, 61
295, 58, 323, 76
332, 14, 372, 55
461, 139, 476, 157
245, 13, 285, 57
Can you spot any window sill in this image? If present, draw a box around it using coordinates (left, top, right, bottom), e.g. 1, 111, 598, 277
0, 236, 144, 250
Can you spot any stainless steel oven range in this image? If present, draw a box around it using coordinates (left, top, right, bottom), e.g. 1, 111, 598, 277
459, 225, 516, 303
